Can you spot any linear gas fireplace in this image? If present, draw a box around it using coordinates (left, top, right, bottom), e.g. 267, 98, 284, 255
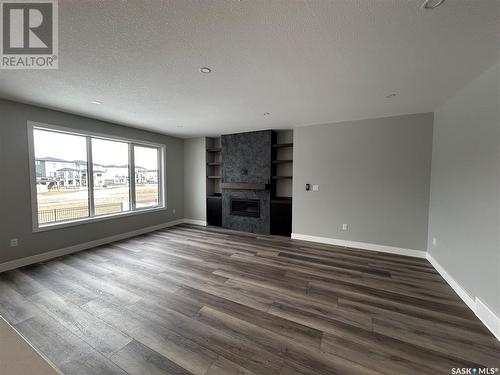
230, 198, 260, 218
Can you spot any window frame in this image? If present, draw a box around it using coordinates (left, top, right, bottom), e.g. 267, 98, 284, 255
27, 121, 167, 232
132, 144, 162, 210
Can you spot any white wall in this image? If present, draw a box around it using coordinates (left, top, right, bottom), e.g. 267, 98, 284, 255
183, 137, 206, 222
428, 62, 500, 316
292, 113, 434, 252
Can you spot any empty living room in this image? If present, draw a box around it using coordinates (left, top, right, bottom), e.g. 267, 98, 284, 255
0, 0, 499, 374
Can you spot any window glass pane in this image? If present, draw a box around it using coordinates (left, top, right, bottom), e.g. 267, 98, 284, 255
33, 129, 89, 224
134, 146, 159, 208
92, 138, 130, 215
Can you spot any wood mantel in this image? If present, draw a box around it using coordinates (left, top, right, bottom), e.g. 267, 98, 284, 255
221, 182, 270, 190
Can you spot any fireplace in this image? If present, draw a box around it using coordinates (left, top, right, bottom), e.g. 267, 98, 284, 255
221, 130, 272, 234
230, 198, 260, 218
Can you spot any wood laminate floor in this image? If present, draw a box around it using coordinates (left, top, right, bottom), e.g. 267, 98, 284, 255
0, 224, 499, 374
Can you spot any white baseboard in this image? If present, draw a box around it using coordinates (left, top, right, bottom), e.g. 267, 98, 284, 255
183, 219, 207, 226
425, 253, 476, 311
476, 299, 500, 342
426, 253, 500, 342
291, 233, 426, 259
0, 219, 185, 273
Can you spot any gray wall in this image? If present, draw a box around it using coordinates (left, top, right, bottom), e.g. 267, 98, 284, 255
428, 62, 500, 315
183, 137, 206, 222
0, 99, 184, 264
293, 113, 433, 251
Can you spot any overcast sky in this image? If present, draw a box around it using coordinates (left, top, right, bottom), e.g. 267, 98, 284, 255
34, 129, 158, 169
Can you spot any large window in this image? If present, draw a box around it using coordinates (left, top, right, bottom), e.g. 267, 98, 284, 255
134, 145, 159, 208
92, 138, 130, 215
29, 122, 165, 230
33, 129, 90, 224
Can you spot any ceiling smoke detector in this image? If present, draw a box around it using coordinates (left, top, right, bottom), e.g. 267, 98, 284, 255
91, 100, 102, 105
200, 67, 212, 74
422, 0, 446, 9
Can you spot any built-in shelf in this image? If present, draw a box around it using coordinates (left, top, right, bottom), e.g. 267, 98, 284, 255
272, 143, 293, 149
206, 136, 222, 227
271, 197, 292, 204
207, 195, 222, 199
270, 131, 293, 237
221, 182, 269, 190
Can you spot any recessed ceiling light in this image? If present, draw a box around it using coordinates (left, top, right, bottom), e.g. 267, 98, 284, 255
200, 67, 212, 74
91, 100, 102, 105
422, 0, 446, 9
263, 112, 271, 116
385, 93, 396, 99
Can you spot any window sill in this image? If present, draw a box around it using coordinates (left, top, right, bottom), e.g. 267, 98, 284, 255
33, 205, 168, 233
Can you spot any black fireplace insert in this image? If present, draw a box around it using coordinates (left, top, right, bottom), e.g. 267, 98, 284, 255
230, 198, 260, 218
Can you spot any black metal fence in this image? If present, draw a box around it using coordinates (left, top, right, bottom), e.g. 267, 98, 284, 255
38, 203, 124, 224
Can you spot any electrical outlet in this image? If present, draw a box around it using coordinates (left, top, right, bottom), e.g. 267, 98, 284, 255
312, 184, 319, 192
432, 237, 437, 246
342, 224, 348, 231
10, 238, 18, 247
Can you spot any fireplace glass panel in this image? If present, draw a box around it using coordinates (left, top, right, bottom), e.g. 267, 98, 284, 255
230, 198, 260, 218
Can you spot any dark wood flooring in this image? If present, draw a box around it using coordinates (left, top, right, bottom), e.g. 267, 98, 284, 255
0, 224, 499, 374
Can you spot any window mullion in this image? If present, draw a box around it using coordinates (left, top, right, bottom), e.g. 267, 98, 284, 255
129, 143, 136, 211
86, 137, 95, 217
158, 147, 163, 207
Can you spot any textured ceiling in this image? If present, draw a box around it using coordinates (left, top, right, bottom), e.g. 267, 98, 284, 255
0, 0, 498, 137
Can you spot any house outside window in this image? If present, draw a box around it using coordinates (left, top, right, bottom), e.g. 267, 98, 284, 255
28, 122, 166, 230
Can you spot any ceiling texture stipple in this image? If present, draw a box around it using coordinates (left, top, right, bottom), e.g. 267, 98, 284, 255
0, 0, 498, 137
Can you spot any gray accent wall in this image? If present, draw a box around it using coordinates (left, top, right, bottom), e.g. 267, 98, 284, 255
183, 137, 206, 222
221, 130, 272, 234
428, 62, 500, 315
293, 113, 434, 251
221, 131, 272, 185
0, 99, 184, 264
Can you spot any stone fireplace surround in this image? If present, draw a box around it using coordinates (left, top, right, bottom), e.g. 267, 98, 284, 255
221, 130, 272, 235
